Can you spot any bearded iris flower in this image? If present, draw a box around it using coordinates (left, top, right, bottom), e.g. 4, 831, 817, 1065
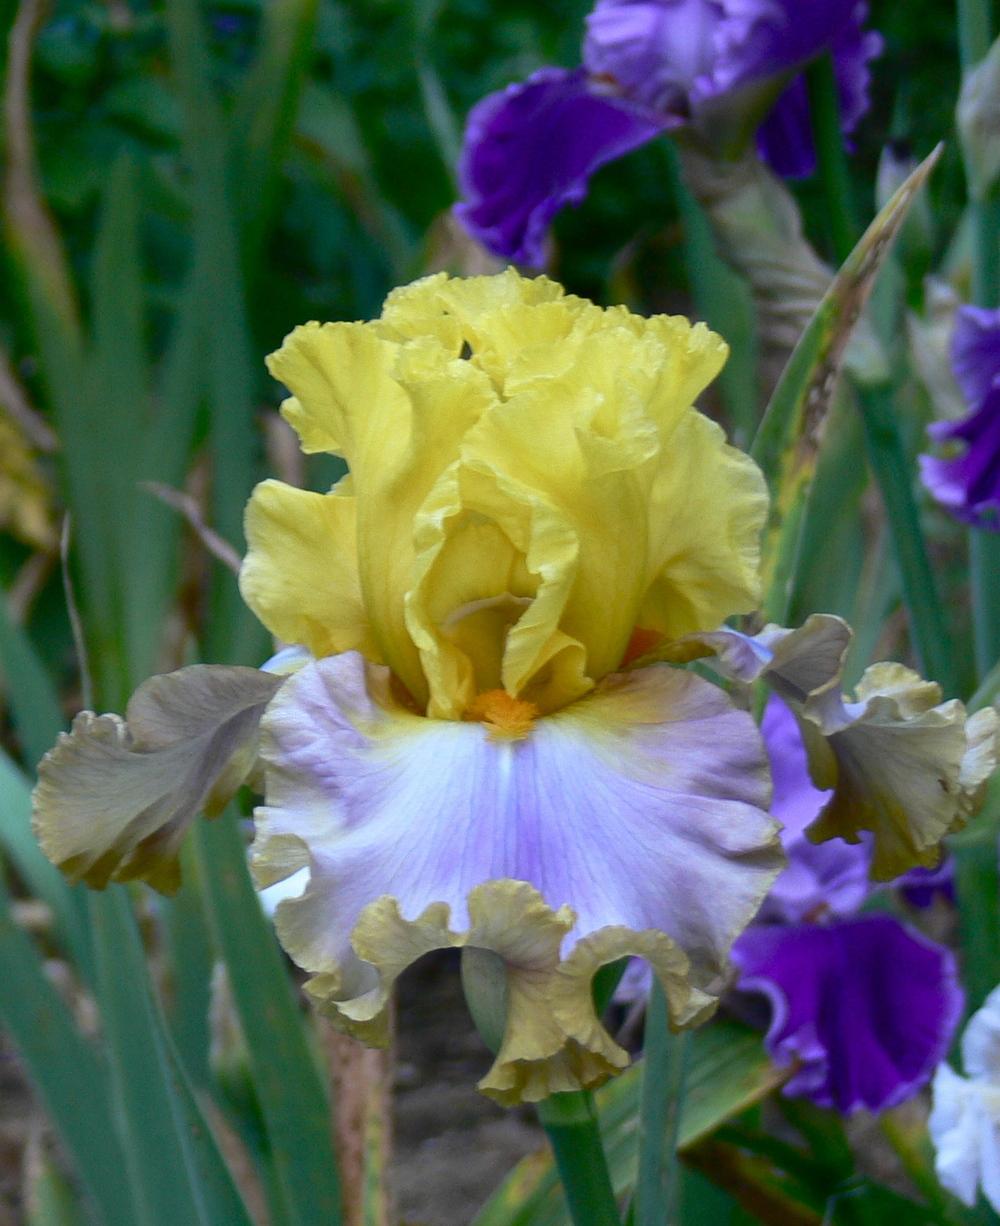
32, 271, 994, 1104
455, 0, 882, 265
920, 304, 1000, 529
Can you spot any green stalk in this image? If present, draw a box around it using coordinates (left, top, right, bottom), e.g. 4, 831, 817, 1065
537, 1091, 623, 1226
805, 56, 859, 266
969, 652, 1000, 710
958, 0, 994, 67
806, 56, 956, 693
970, 533, 1000, 683
958, 0, 1000, 681
854, 384, 956, 690
630, 985, 688, 1226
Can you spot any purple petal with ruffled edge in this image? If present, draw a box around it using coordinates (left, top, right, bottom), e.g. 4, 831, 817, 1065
584, 0, 881, 177
584, 0, 726, 117
920, 384, 1000, 529
755, 4, 883, 178
921, 306, 1000, 527
454, 67, 663, 266
713, 0, 874, 92
952, 306, 1000, 407
758, 696, 870, 924
733, 916, 963, 1114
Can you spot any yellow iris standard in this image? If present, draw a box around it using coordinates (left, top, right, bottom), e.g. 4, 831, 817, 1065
240, 268, 768, 721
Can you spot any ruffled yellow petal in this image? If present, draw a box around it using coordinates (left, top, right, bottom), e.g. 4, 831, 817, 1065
240, 479, 378, 661
259, 269, 766, 717
639, 412, 768, 639
279, 876, 714, 1105
267, 322, 498, 705
309, 882, 714, 1107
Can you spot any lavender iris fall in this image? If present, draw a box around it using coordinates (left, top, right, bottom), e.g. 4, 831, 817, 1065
920, 305, 1000, 529
454, 0, 882, 266
731, 698, 963, 1116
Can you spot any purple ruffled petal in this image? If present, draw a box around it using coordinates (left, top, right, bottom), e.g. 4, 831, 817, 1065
715, 0, 870, 91
920, 383, 1000, 529
454, 67, 662, 266
758, 696, 870, 924
584, 0, 880, 177
733, 916, 964, 1115
584, 0, 725, 117
952, 305, 1000, 408
756, 4, 882, 178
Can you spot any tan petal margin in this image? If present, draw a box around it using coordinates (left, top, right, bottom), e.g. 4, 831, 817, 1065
659, 615, 999, 881
33, 666, 284, 894
279, 879, 714, 1107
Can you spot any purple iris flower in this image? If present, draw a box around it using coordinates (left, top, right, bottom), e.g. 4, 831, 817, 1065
920, 306, 1000, 529
732, 698, 963, 1115
456, 0, 882, 266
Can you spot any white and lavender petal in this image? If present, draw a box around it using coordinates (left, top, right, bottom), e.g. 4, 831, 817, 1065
584, 0, 725, 117
253, 651, 782, 1100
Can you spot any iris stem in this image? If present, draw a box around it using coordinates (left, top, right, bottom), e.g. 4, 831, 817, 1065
629, 984, 688, 1226
805, 56, 859, 267
806, 55, 956, 693
969, 652, 1000, 711
854, 384, 956, 691
537, 1091, 623, 1226
958, 0, 994, 68
958, 0, 1000, 681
